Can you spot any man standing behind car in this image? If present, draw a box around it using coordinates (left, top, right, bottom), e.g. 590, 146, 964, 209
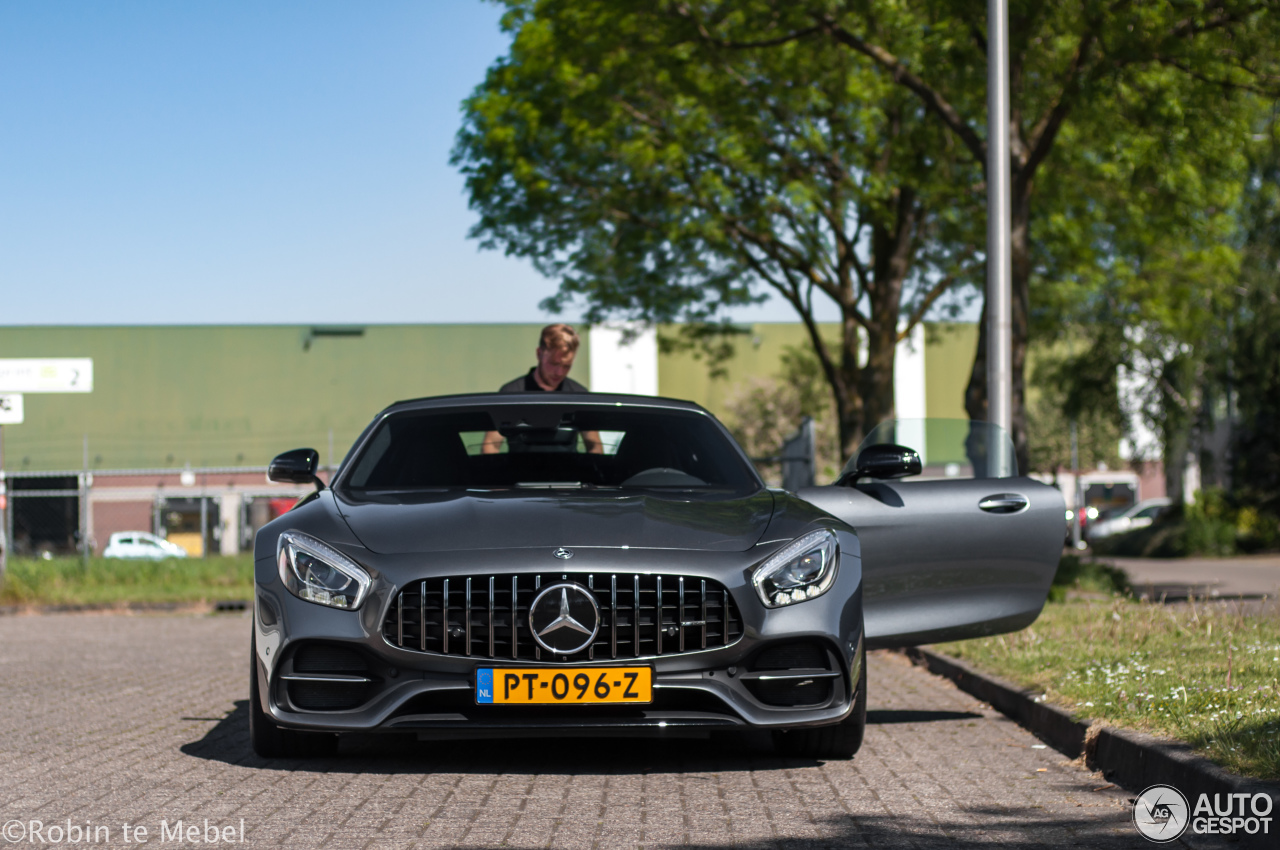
500, 323, 589, 393
481, 324, 601, 453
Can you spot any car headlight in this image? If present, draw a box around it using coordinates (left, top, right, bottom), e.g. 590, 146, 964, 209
751, 528, 839, 608
276, 530, 372, 610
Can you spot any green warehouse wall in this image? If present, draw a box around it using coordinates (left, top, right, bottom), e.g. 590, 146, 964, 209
0, 325, 583, 471
658, 321, 979, 423
1, 321, 981, 473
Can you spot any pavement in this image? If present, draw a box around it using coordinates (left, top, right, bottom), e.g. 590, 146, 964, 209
0, 612, 1151, 849
1094, 554, 1280, 601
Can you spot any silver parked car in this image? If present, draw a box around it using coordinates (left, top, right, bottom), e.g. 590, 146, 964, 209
102, 531, 189, 559
1085, 498, 1171, 542
250, 397, 1064, 760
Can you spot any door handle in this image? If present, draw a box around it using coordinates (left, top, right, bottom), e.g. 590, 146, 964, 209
979, 493, 1029, 514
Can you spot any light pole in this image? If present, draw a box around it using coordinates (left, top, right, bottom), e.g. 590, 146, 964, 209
987, 0, 1013, 474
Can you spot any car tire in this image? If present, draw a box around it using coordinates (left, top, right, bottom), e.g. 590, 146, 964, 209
773, 643, 867, 760
249, 629, 338, 759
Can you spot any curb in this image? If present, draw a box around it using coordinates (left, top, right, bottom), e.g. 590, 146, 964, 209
900, 646, 1280, 850
0, 600, 248, 617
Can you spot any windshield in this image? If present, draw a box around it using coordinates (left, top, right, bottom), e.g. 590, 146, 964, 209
341, 404, 760, 492
843, 418, 1018, 481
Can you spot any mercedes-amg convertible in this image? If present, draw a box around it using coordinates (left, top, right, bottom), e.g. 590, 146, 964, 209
250, 393, 1064, 759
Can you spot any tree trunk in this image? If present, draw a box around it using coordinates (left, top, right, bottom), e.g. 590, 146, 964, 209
834, 313, 865, 463
965, 184, 1032, 475
831, 195, 917, 465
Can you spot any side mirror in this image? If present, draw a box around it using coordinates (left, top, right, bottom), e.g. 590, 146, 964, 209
268, 448, 324, 490
838, 443, 922, 486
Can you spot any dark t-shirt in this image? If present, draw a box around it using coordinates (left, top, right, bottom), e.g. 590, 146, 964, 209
499, 368, 588, 393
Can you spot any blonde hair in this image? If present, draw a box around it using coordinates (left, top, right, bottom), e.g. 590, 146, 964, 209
538, 323, 580, 354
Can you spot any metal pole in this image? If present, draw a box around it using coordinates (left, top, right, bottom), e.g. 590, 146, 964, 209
1070, 419, 1082, 549
0, 423, 6, 579
81, 433, 89, 566
199, 478, 208, 559
986, 0, 1013, 461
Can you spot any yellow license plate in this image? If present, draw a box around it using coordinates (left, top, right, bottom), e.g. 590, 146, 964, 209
476, 667, 652, 705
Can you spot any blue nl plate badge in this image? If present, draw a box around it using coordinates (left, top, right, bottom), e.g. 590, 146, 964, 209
476, 668, 494, 704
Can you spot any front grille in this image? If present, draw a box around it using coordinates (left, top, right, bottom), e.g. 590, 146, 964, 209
383, 572, 743, 662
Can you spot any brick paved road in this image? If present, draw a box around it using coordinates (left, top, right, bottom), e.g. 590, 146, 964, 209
0, 613, 1151, 848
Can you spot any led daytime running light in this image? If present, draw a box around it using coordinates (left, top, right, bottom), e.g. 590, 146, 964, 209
751, 528, 839, 608
277, 530, 372, 610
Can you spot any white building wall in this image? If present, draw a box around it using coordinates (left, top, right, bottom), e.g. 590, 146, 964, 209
588, 324, 659, 395
894, 323, 927, 420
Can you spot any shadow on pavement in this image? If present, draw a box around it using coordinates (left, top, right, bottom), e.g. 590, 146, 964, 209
652, 810, 1134, 849
181, 701, 985, 774
867, 709, 983, 724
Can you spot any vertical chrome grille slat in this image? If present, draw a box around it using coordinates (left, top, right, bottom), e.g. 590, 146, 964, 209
442, 578, 449, 654
420, 581, 427, 652
632, 575, 640, 658
512, 575, 519, 661
587, 575, 595, 660
701, 579, 707, 650
488, 576, 495, 658
534, 575, 541, 661
397, 593, 404, 647
465, 577, 472, 657
678, 576, 686, 652
722, 586, 728, 644
610, 574, 617, 659
656, 576, 663, 655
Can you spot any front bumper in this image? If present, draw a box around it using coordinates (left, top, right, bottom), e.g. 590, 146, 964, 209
253, 547, 864, 738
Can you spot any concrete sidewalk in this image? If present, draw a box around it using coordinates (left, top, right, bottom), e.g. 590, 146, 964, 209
1094, 553, 1280, 600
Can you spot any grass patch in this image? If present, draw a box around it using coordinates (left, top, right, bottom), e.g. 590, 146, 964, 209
1048, 553, 1129, 601
936, 595, 1280, 780
0, 555, 255, 606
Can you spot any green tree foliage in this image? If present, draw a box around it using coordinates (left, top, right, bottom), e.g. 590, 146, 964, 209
1025, 340, 1125, 476
1231, 110, 1280, 517
454, 0, 980, 459
455, 0, 1278, 467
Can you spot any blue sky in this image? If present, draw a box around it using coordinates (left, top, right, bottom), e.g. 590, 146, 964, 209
0, 2, 855, 326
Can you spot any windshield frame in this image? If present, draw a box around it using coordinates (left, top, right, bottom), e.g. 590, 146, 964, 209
332, 395, 765, 497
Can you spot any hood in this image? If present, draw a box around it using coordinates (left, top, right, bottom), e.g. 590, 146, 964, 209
333, 488, 775, 555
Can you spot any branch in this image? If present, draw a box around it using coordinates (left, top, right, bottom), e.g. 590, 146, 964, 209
898, 251, 976, 338
818, 17, 987, 164
1023, 29, 1095, 181
669, 4, 825, 50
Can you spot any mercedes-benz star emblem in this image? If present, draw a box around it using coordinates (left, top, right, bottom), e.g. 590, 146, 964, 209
552, 547, 574, 560
529, 582, 599, 655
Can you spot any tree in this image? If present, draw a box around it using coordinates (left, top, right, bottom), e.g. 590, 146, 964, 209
680, 0, 1278, 472
454, 1, 979, 458
456, 0, 1277, 468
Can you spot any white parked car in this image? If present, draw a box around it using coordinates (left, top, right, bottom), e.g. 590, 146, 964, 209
1086, 498, 1171, 542
103, 531, 189, 560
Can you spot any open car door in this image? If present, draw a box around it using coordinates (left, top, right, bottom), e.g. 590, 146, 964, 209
798, 419, 1065, 647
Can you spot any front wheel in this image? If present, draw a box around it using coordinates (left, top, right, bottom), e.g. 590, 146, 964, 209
249, 629, 338, 759
773, 642, 867, 760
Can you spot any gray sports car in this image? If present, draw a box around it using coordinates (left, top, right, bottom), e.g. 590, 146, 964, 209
250, 394, 1064, 759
